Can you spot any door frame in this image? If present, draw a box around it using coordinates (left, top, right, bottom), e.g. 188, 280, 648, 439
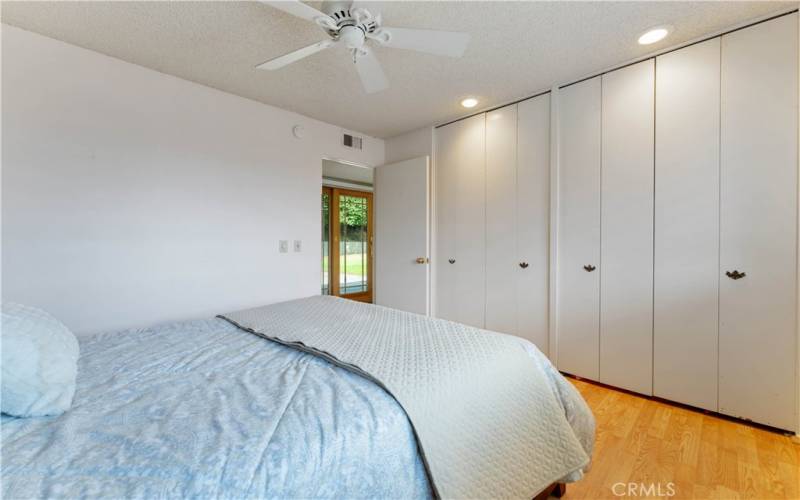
324, 186, 374, 303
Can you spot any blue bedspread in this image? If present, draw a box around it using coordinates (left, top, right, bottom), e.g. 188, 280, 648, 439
1, 318, 431, 499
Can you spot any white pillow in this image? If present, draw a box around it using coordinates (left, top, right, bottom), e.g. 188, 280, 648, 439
1, 302, 79, 417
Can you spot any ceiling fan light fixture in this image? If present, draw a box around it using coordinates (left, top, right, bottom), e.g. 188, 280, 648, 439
461, 97, 479, 108
339, 25, 366, 49
257, 0, 471, 94
638, 26, 671, 45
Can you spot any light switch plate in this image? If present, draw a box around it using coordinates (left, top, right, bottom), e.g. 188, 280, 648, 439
293, 240, 302, 252
279, 240, 289, 253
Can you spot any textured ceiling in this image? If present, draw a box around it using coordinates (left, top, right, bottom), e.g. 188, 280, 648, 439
2, 1, 795, 138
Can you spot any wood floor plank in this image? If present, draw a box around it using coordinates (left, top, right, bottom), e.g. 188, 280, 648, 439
711, 485, 742, 499
563, 377, 799, 499
624, 397, 659, 457
779, 462, 799, 499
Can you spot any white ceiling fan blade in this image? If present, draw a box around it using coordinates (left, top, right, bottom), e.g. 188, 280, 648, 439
258, 0, 335, 26
381, 27, 470, 58
354, 48, 388, 94
256, 39, 336, 70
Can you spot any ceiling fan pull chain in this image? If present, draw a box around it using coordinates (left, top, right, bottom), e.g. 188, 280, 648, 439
352, 47, 368, 61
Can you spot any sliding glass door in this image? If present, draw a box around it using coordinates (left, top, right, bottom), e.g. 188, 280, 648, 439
321, 187, 373, 302
321, 187, 332, 295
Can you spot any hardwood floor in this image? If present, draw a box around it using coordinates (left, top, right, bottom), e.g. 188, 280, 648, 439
565, 377, 800, 499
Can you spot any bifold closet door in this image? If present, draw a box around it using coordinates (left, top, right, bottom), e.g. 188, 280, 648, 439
557, 76, 601, 380
654, 38, 720, 411
719, 13, 798, 431
600, 60, 654, 395
517, 94, 551, 353
434, 121, 459, 322
485, 96, 551, 351
434, 114, 487, 328
485, 104, 518, 335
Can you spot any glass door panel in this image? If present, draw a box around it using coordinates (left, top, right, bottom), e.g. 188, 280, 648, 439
321, 187, 372, 302
339, 194, 369, 295
321, 187, 331, 295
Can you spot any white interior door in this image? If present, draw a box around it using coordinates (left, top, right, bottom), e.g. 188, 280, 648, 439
485, 104, 518, 335
556, 76, 602, 380
374, 156, 430, 315
599, 59, 655, 396
517, 94, 551, 354
719, 13, 798, 431
654, 38, 720, 411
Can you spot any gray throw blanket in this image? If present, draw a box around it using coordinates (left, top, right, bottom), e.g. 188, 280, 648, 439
220, 296, 592, 499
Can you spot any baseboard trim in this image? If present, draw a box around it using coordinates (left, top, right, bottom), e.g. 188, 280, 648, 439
562, 373, 797, 437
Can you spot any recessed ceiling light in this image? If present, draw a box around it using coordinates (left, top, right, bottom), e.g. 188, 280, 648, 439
638, 26, 670, 45
461, 97, 478, 109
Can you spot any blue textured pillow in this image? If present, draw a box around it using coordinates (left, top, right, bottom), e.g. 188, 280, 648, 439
1, 303, 79, 417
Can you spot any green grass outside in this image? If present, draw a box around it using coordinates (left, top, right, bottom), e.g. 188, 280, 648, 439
322, 253, 368, 276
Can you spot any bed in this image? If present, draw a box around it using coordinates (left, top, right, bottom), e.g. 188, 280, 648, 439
1, 296, 594, 499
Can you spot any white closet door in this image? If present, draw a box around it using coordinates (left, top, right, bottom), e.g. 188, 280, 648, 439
454, 114, 487, 328
517, 94, 551, 353
557, 77, 602, 380
654, 38, 720, 411
600, 60, 655, 395
485, 105, 518, 334
719, 13, 798, 431
434, 121, 459, 322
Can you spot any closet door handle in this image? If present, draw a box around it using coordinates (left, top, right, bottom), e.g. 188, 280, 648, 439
448, 259, 456, 264
583, 265, 596, 272
519, 262, 529, 269
726, 270, 746, 280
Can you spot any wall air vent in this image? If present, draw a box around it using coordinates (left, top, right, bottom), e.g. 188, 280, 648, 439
343, 133, 363, 150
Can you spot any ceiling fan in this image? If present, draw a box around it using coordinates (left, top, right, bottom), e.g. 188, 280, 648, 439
256, 1, 470, 93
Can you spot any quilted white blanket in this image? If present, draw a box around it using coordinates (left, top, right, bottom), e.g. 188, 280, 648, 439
220, 296, 593, 499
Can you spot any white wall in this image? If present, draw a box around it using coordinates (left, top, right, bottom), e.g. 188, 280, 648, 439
1, 25, 384, 336
384, 126, 434, 164
322, 159, 373, 186
796, 8, 800, 439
